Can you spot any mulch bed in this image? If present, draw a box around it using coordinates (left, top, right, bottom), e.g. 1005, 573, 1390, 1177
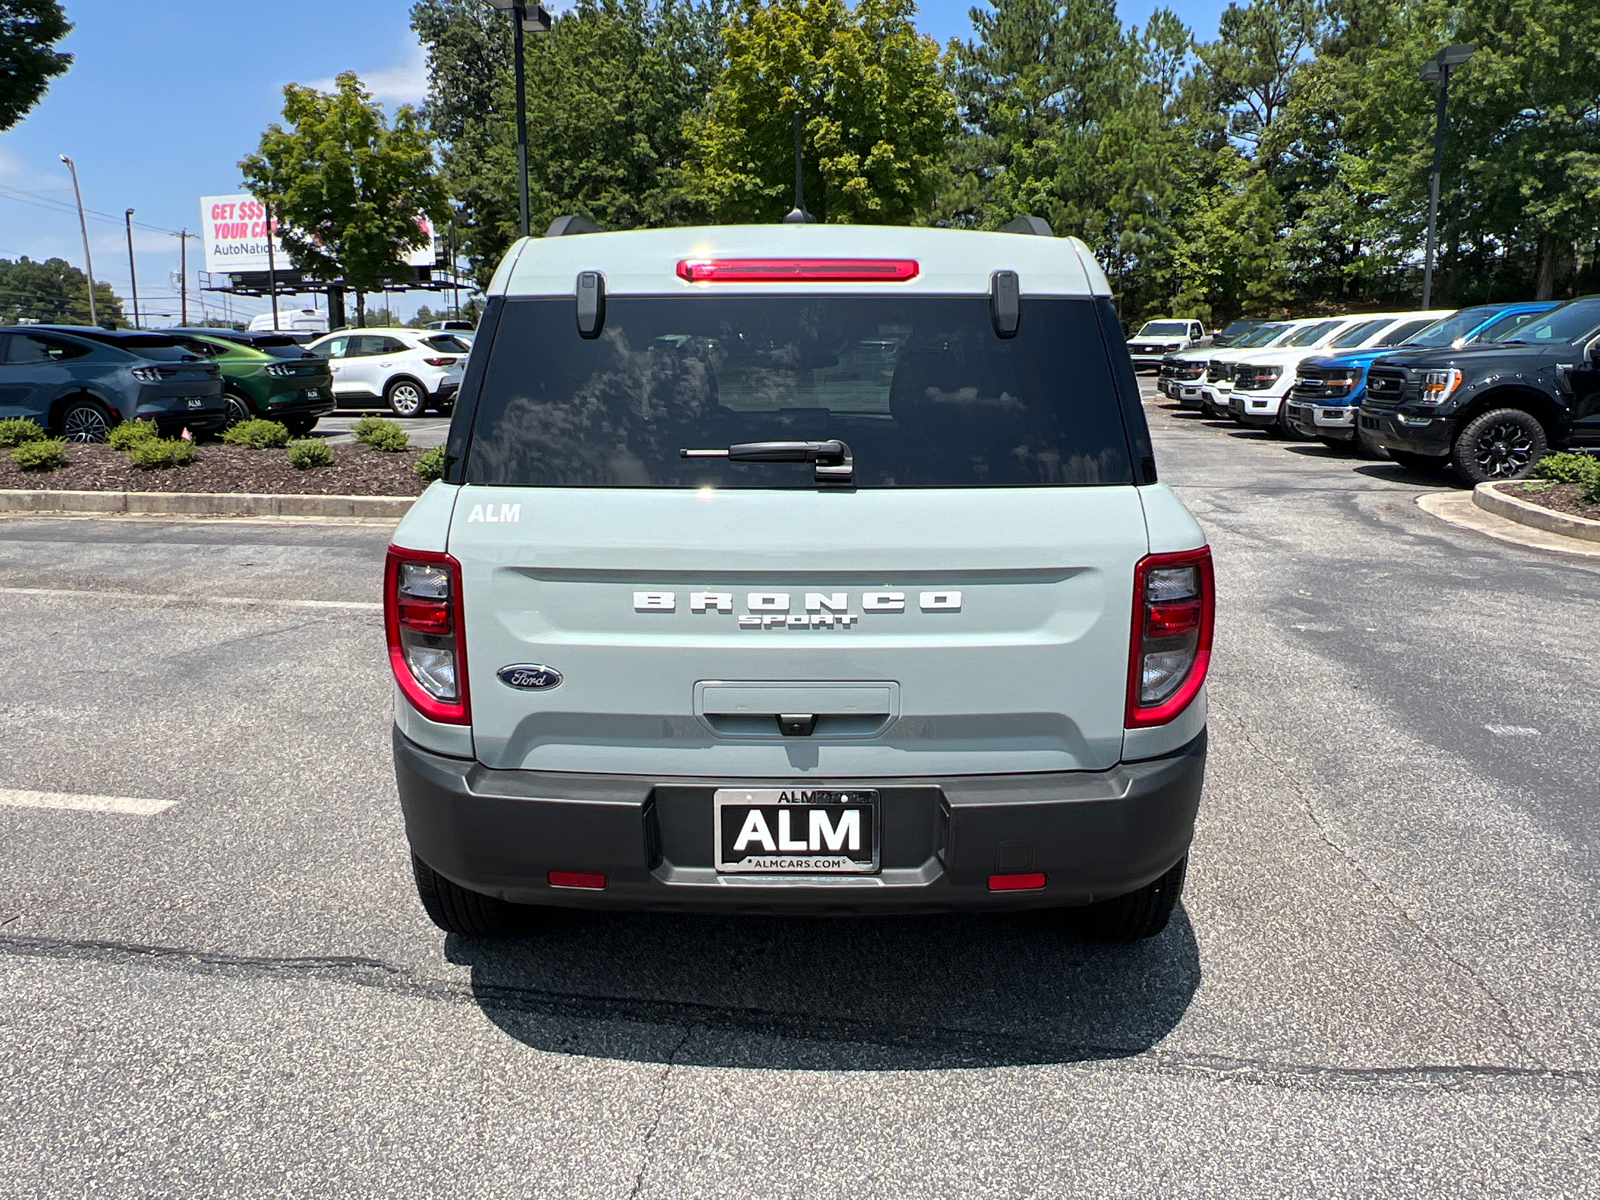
1504, 481, 1600, 522
0, 441, 427, 497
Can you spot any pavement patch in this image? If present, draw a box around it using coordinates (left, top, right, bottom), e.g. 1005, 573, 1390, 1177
0, 788, 175, 816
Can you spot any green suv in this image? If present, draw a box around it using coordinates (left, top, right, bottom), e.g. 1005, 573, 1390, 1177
168, 330, 334, 435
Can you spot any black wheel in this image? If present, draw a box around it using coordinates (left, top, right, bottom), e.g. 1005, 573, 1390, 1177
282, 415, 318, 437
1071, 856, 1187, 942
1390, 449, 1451, 474
412, 854, 525, 936
1451, 407, 1547, 485
223, 391, 252, 428
385, 378, 427, 419
58, 397, 114, 443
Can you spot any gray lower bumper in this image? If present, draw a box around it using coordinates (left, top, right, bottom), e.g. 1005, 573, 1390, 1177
393, 729, 1207, 914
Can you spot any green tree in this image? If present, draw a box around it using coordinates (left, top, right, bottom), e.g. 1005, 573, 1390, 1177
0, 0, 72, 131
240, 72, 449, 321
689, 0, 953, 224
0, 256, 124, 325
414, 0, 725, 284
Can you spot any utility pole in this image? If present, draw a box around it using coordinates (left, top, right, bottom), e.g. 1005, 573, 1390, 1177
1418, 43, 1476, 309
124, 209, 141, 329
176, 229, 190, 325
59, 155, 98, 325
265, 198, 281, 331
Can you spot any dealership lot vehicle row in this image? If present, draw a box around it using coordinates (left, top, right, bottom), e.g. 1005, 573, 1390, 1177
1, 399, 1597, 1195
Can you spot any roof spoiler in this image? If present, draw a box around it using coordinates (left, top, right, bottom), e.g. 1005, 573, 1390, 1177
999, 215, 1053, 236
545, 214, 602, 237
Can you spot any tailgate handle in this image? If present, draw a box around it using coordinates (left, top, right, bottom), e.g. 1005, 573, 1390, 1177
695, 682, 898, 739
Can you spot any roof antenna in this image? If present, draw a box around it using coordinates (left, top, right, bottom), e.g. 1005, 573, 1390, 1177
783, 112, 816, 224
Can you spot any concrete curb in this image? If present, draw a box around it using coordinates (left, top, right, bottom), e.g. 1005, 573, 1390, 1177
1474, 481, 1600, 544
1418, 491, 1600, 559
0, 490, 416, 519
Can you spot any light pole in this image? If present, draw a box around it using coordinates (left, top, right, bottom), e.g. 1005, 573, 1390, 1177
1418, 43, 1476, 308
486, 1, 552, 239
124, 209, 141, 329
58, 154, 97, 326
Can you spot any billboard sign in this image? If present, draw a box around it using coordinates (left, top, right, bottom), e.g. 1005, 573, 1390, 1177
202, 194, 439, 275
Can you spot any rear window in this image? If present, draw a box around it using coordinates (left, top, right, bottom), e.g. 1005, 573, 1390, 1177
423, 335, 471, 353
73, 332, 199, 361
1136, 321, 1189, 337
465, 296, 1133, 488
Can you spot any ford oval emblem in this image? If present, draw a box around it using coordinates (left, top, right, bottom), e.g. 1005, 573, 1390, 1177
497, 664, 563, 690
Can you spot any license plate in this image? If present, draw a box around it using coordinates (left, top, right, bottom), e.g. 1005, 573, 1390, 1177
304, 389, 320, 400
186, 398, 204, 409
714, 788, 879, 874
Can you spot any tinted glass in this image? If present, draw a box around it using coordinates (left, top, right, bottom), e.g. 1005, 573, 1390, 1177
173, 337, 227, 358
1137, 322, 1189, 337
1377, 318, 1436, 346
1284, 321, 1340, 347
1329, 318, 1392, 349
1234, 323, 1286, 348
1493, 300, 1600, 344
317, 337, 347, 358
1218, 320, 1259, 337
1473, 311, 1539, 342
374, 336, 408, 354
8, 335, 90, 363
467, 296, 1132, 489
423, 335, 470, 353
252, 336, 312, 358
1404, 305, 1504, 348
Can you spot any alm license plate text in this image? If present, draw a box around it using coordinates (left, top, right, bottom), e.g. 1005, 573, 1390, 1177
714, 788, 879, 874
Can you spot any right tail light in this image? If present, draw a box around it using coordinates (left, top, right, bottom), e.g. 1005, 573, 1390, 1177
1126, 546, 1214, 728
385, 545, 470, 724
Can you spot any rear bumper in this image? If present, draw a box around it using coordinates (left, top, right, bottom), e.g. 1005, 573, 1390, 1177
394, 728, 1207, 914
263, 390, 337, 419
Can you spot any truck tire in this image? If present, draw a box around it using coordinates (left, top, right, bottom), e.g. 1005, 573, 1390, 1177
1451, 407, 1547, 484
1278, 405, 1311, 441
1389, 450, 1451, 474
1071, 856, 1187, 942
412, 853, 524, 936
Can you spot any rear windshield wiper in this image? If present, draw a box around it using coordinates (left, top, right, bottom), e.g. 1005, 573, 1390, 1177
680, 440, 853, 485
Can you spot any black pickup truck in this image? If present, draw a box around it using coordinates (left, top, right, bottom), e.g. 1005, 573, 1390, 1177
1360, 296, 1600, 483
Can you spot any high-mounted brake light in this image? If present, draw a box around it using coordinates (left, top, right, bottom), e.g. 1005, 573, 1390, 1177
384, 545, 470, 724
676, 258, 919, 284
1126, 546, 1214, 728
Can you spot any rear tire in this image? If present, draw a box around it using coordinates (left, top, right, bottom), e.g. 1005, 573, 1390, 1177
1071, 856, 1187, 942
411, 853, 524, 936
386, 379, 427, 418
1390, 449, 1451, 474
1450, 407, 1547, 485
58, 397, 114, 443
223, 391, 252, 428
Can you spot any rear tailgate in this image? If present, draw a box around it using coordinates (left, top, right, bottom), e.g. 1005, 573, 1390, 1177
451, 485, 1146, 776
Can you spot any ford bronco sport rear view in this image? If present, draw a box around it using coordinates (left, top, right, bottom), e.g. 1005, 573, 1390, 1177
387, 222, 1212, 942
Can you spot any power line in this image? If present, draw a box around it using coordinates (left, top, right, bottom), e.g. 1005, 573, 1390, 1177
0, 181, 195, 237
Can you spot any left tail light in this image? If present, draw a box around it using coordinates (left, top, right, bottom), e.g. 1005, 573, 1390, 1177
1126, 546, 1214, 728
385, 545, 470, 724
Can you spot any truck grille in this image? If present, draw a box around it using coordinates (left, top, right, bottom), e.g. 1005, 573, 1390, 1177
1363, 368, 1408, 410
1159, 358, 1204, 382
1232, 365, 1273, 392
1206, 360, 1232, 383
1291, 368, 1338, 401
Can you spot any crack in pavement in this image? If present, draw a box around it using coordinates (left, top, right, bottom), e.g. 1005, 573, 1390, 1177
627, 1023, 698, 1200
2, 931, 1592, 1093
1229, 715, 1540, 1066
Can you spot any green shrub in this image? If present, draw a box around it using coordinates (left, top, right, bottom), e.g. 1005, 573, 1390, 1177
287, 439, 333, 469
12, 438, 68, 471
354, 416, 408, 451
1532, 451, 1600, 486
0, 417, 47, 448
222, 417, 291, 449
107, 419, 160, 451
128, 437, 196, 469
414, 445, 445, 483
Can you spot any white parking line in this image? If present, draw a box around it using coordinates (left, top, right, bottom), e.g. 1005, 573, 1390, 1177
0, 788, 176, 816
0, 586, 380, 612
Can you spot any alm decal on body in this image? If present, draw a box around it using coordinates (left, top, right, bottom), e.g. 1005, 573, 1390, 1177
466, 503, 521, 524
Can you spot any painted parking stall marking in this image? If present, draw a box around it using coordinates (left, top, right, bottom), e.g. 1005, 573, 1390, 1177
0, 788, 176, 816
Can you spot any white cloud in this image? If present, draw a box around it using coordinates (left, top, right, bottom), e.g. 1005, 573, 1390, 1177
306, 40, 429, 107
0, 142, 69, 190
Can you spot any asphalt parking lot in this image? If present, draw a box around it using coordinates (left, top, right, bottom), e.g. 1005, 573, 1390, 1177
318, 411, 451, 448
1, 385, 1597, 1198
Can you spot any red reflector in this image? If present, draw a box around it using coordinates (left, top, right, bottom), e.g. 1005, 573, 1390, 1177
397, 597, 451, 633
548, 870, 607, 890
676, 258, 919, 283
1146, 601, 1201, 637
988, 872, 1046, 891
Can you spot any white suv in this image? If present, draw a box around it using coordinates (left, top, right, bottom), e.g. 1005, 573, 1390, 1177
386, 220, 1213, 942
305, 327, 468, 417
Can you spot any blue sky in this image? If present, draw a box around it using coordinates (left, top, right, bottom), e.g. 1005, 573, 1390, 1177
0, 0, 1229, 325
